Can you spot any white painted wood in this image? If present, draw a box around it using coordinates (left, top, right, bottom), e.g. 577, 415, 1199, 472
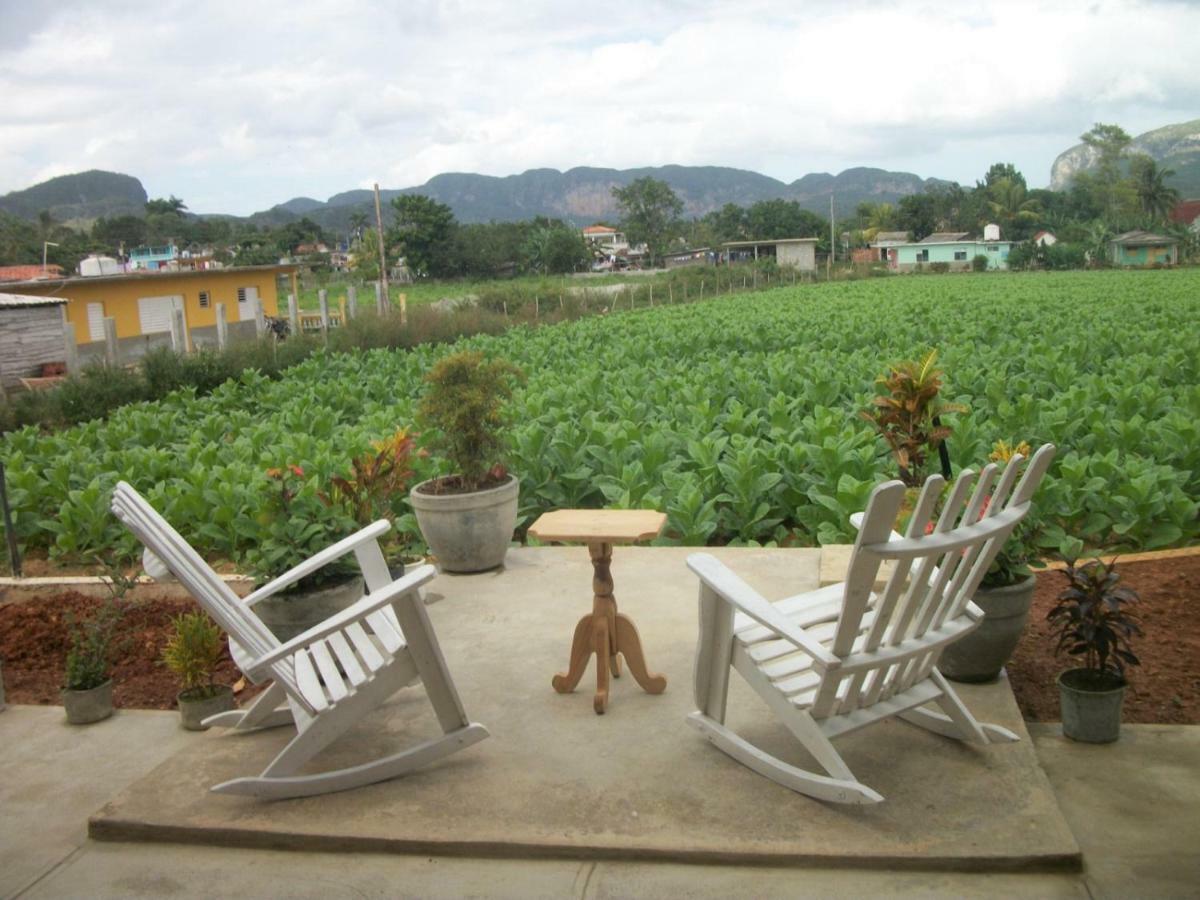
110, 482, 489, 799
237, 285, 258, 322
254, 298, 266, 338
346, 285, 358, 319
63, 321, 79, 374
287, 293, 300, 336
684, 445, 1055, 804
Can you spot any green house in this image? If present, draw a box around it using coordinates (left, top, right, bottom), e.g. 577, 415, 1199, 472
1107, 231, 1179, 267
893, 230, 1013, 272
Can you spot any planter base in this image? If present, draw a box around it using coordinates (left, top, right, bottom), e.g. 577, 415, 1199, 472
63, 679, 114, 725
178, 685, 236, 731
1058, 668, 1126, 743
940, 576, 1036, 683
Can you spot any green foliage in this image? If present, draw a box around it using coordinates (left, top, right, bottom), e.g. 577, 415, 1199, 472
389, 194, 458, 278
418, 351, 523, 492
1048, 558, 1141, 683
162, 610, 224, 697
0, 270, 1197, 567
64, 601, 122, 691
860, 350, 966, 487
971, 254, 989, 272
611, 177, 684, 265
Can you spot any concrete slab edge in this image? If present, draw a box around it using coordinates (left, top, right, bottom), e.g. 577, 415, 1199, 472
86, 817, 1082, 873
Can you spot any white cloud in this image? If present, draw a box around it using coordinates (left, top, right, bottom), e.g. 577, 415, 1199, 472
0, 0, 1195, 213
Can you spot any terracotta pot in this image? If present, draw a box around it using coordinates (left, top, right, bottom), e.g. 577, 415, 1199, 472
409, 475, 519, 573
252, 575, 365, 642
63, 679, 114, 725
940, 575, 1036, 683
177, 684, 236, 731
1058, 668, 1126, 743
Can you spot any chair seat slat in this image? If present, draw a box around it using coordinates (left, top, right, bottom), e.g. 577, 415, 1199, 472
327, 631, 368, 686
308, 641, 348, 702
344, 622, 386, 672
293, 649, 329, 712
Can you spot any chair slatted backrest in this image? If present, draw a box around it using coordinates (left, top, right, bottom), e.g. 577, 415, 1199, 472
809, 444, 1055, 720
111, 482, 301, 697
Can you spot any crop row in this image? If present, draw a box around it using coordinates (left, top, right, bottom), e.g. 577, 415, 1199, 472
4, 268, 1198, 569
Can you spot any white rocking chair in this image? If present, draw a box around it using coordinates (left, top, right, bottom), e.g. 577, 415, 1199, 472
686, 444, 1055, 804
112, 482, 489, 799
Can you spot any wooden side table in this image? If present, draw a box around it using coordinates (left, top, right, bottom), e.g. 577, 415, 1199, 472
528, 509, 668, 714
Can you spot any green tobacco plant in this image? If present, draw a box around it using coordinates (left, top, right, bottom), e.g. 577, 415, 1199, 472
860, 349, 966, 487
980, 440, 1044, 588
1048, 558, 1141, 689
162, 611, 225, 700
417, 350, 524, 493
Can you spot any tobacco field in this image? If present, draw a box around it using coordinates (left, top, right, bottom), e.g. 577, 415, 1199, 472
4, 268, 1198, 569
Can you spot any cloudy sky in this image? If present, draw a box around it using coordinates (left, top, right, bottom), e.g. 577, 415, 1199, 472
1, 0, 1196, 216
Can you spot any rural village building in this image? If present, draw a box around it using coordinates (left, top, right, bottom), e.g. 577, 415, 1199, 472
891, 226, 1013, 272
867, 231, 910, 265
0, 293, 69, 390
6, 264, 296, 361
662, 247, 713, 269
720, 238, 818, 271
1106, 231, 1179, 266
0, 264, 66, 282
581, 225, 629, 253
1168, 199, 1200, 232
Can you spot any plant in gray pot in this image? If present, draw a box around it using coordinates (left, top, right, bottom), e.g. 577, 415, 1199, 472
941, 442, 1043, 683
241, 464, 364, 641
62, 602, 122, 725
162, 610, 235, 730
1048, 557, 1141, 744
410, 350, 524, 573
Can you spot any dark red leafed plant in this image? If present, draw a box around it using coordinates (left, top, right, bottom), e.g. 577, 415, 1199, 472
1047, 558, 1142, 690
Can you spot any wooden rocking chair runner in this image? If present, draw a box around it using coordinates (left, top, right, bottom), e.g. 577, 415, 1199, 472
111, 482, 489, 799
686, 444, 1056, 805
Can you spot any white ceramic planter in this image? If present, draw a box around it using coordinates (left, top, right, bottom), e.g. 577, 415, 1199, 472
409, 475, 519, 573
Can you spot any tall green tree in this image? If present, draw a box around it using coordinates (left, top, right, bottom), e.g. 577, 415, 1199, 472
1129, 154, 1180, 222
1080, 123, 1134, 224
983, 162, 1026, 191
145, 195, 187, 216
986, 177, 1042, 240
388, 194, 458, 277
611, 177, 683, 265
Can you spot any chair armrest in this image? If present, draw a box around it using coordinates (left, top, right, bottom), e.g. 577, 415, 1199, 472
246, 564, 437, 675
241, 520, 392, 608
687, 553, 840, 670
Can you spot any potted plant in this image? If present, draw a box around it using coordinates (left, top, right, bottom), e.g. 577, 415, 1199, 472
940, 440, 1042, 682
409, 350, 524, 572
162, 610, 236, 730
62, 602, 122, 725
1048, 557, 1141, 743
327, 427, 426, 576
240, 464, 363, 641
860, 349, 965, 488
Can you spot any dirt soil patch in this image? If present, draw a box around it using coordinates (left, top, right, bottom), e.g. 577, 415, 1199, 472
1, 554, 1197, 722
1008, 554, 1200, 724
0, 592, 261, 710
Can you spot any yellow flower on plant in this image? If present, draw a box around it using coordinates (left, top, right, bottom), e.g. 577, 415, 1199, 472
989, 440, 1032, 464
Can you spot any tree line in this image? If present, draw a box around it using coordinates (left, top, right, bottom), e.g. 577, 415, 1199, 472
0, 122, 1191, 277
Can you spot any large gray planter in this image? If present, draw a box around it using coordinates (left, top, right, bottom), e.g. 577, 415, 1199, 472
1058, 668, 1126, 743
63, 679, 114, 725
940, 575, 1036, 683
410, 475, 519, 573
253, 575, 365, 642
0, 659, 6, 711
177, 684, 236, 730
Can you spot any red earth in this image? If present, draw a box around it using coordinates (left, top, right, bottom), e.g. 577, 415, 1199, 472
1, 554, 1197, 722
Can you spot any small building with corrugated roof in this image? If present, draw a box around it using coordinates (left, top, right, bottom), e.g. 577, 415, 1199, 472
0, 293, 69, 390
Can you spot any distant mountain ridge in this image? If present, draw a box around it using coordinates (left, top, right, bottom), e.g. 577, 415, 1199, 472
255, 164, 948, 231
1050, 119, 1200, 197
0, 170, 147, 224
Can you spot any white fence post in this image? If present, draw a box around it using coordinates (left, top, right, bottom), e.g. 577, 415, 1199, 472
287, 292, 300, 337
375, 281, 386, 315
254, 299, 266, 338
215, 303, 228, 351
169, 308, 186, 352
318, 290, 330, 345
346, 285, 357, 319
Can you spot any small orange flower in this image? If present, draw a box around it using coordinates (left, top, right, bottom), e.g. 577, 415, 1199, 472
290, 465, 305, 478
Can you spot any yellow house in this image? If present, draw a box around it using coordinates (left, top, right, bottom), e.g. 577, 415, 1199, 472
6, 264, 297, 351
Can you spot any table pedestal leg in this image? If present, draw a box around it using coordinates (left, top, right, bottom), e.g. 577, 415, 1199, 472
551, 541, 666, 714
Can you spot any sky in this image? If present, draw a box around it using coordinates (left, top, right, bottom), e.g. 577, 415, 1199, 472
0, 0, 1197, 216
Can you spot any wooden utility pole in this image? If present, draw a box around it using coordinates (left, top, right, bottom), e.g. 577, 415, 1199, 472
829, 194, 834, 279
373, 183, 392, 318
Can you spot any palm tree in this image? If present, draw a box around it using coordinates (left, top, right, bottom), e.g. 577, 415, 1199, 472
1129, 155, 1180, 222
348, 211, 369, 241
986, 178, 1041, 232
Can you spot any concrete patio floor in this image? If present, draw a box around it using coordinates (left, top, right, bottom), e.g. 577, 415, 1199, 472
3, 546, 1198, 898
